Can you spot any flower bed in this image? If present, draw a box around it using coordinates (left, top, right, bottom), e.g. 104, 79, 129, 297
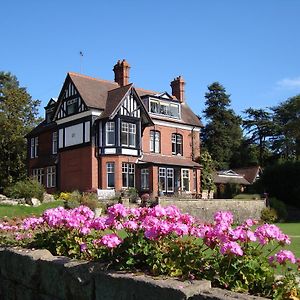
0, 204, 299, 299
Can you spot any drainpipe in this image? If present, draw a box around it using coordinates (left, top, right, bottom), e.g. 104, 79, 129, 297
191, 126, 195, 160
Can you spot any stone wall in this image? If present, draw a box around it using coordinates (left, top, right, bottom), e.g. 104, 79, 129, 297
0, 248, 266, 300
158, 199, 266, 223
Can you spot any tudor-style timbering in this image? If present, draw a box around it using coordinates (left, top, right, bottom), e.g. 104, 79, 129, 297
27, 60, 202, 195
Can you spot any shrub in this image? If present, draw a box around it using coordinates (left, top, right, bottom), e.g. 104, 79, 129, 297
1, 205, 299, 298
81, 193, 104, 211
269, 197, 288, 222
261, 207, 278, 223
233, 193, 261, 200
4, 178, 45, 200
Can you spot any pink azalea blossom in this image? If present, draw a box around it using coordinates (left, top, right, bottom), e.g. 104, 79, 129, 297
100, 234, 123, 248
269, 250, 296, 265
220, 241, 243, 256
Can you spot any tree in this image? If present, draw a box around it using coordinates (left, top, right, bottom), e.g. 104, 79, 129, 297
201, 82, 242, 169
242, 108, 274, 166
271, 96, 300, 161
0, 72, 40, 188
198, 150, 216, 192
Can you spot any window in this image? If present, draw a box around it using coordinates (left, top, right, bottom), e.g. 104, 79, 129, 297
182, 169, 190, 191
159, 168, 166, 192
141, 169, 149, 190
121, 122, 136, 147
172, 133, 183, 156
66, 98, 78, 115
106, 122, 115, 146
150, 130, 160, 153
52, 132, 58, 154
122, 163, 135, 188
30, 137, 39, 158
159, 167, 174, 192
106, 162, 115, 188
32, 168, 44, 184
149, 99, 180, 119
46, 166, 56, 188
193, 170, 197, 191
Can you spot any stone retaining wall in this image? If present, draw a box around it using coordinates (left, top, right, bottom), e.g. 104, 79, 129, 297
0, 248, 266, 300
158, 199, 266, 223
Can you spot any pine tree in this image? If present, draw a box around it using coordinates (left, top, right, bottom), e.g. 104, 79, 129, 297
201, 82, 242, 169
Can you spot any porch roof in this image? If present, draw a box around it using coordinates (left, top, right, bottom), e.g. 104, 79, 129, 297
138, 153, 201, 168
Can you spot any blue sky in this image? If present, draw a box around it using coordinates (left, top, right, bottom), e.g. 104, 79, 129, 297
2, 0, 300, 122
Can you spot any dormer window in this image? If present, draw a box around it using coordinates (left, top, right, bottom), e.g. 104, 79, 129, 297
66, 98, 78, 115
106, 122, 115, 146
46, 107, 54, 123
149, 98, 180, 119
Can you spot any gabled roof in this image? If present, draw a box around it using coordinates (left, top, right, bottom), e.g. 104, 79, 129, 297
68, 72, 118, 109
213, 171, 250, 185
232, 166, 261, 184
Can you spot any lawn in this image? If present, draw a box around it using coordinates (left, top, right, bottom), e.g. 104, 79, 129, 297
0, 201, 64, 219
276, 223, 300, 258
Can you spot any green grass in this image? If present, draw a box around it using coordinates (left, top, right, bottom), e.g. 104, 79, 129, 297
0, 201, 64, 219
276, 223, 300, 258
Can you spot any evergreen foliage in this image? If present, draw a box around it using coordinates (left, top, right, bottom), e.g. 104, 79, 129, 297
201, 82, 242, 169
0, 72, 40, 188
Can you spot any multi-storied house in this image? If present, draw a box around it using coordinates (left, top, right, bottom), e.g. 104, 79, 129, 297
27, 60, 202, 197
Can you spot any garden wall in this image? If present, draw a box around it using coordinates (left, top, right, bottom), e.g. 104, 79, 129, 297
158, 199, 266, 223
0, 248, 266, 300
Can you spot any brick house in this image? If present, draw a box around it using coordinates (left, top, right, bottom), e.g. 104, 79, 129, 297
27, 60, 203, 197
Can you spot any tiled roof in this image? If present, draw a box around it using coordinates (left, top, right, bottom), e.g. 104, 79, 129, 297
232, 166, 261, 184
26, 121, 56, 137
213, 172, 250, 185
139, 153, 201, 168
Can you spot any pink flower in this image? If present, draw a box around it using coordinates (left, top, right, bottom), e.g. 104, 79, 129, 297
269, 250, 297, 265
254, 224, 290, 245
123, 220, 139, 231
107, 204, 128, 218
100, 234, 123, 248
220, 241, 243, 256
214, 211, 234, 225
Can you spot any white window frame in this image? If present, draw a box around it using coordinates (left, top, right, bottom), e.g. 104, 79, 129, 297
141, 169, 149, 190
30, 137, 39, 158
122, 163, 135, 188
167, 168, 174, 192
106, 162, 115, 188
106, 122, 115, 146
46, 166, 56, 188
32, 168, 44, 184
150, 130, 160, 153
121, 122, 136, 148
172, 133, 183, 156
149, 98, 180, 119
52, 132, 58, 154
181, 169, 190, 192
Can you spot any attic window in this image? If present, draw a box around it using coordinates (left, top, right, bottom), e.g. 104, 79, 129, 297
67, 98, 78, 115
149, 98, 180, 119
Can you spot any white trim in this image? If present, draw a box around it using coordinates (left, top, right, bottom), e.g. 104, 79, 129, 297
121, 149, 138, 155
153, 119, 201, 131
105, 148, 116, 154
56, 110, 102, 125
181, 169, 190, 192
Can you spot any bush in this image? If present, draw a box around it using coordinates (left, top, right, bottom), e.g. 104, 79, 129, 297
4, 178, 45, 200
257, 162, 300, 208
261, 207, 278, 223
81, 193, 105, 211
269, 197, 288, 222
233, 194, 261, 200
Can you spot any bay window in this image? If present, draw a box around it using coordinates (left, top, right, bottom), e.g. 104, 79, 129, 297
32, 168, 43, 184
106, 122, 115, 146
121, 122, 136, 147
159, 167, 174, 192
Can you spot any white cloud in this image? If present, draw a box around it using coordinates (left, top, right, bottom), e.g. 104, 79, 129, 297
277, 77, 300, 89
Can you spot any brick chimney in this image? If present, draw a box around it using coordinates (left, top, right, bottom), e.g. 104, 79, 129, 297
113, 59, 130, 86
170, 76, 185, 103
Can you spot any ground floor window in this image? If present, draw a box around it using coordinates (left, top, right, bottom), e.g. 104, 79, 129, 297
159, 167, 174, 192
181, 169, 190, 191
46, 166, 56, 188
122, 163, 135, 188
193, 170, 197, 191
32, 168, 44, 184
106, 162, 115, 188
141, 168, 149, 190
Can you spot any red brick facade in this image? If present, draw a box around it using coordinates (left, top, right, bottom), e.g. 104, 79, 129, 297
27, 60, 202, 197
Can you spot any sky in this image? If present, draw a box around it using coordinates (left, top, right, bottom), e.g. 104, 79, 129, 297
2, 0, 300, 122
